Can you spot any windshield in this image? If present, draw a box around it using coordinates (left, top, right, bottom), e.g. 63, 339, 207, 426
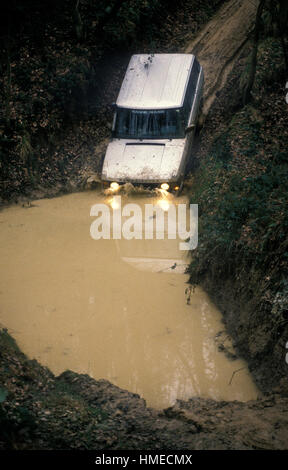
113, 108, 185, 139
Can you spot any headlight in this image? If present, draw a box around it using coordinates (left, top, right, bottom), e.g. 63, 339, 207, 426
160, 183, 169, 191
110, 182, 119, 191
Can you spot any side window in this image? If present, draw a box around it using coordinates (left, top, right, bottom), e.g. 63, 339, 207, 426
182, 58, 200, 124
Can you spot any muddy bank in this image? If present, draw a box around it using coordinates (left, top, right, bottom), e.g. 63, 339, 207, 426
183, 0, 257, 115
199, 276, 288, 395
1, 330, 288, 450
186, 6, 288, 395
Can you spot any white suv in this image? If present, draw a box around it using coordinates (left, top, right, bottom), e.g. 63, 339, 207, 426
101, 53, 204, 193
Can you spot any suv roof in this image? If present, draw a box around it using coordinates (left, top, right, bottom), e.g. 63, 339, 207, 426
116, 54, 195, 110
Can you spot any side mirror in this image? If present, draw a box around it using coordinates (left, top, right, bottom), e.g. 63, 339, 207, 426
185, 124, 195, 135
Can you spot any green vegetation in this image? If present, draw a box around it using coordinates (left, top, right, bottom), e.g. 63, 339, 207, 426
188, 31, 288, 387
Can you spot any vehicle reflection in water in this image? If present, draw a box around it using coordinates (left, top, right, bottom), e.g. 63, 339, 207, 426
108, 195, 121, 210
156, 197, 170, 212
115, 189, 192, 274
0, 191, 259, 409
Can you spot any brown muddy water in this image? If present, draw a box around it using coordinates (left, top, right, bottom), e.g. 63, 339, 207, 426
0, 191, 259, 409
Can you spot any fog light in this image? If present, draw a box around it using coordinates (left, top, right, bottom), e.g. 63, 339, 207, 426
174, 185, 179, 191
160, 183, 169, 191
110, 182, 119, 191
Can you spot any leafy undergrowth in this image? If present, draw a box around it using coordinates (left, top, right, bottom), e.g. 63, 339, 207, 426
188, 35, 288, 390
0, 0, 224, 203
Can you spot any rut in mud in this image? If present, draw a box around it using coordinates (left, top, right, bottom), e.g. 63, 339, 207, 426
184, 0, 257, 116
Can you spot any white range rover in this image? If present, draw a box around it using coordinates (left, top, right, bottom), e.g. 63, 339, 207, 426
101, 53, 204, 193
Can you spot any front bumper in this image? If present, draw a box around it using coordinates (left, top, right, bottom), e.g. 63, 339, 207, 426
101, 180, 182, 193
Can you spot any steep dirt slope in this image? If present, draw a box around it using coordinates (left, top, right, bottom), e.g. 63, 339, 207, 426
184, 0, 258, 115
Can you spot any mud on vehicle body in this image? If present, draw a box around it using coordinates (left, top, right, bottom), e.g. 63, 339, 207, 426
101, 54, 204, 195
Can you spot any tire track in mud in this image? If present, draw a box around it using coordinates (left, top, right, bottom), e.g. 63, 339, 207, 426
183, 0, 258, 116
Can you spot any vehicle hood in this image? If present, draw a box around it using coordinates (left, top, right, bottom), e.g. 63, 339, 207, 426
101, 139, 185, 183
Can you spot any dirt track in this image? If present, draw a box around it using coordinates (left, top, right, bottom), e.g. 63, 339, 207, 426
184, 0, 258, 115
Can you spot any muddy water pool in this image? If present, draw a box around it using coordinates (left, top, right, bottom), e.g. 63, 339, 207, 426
0, 191, 259, 408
